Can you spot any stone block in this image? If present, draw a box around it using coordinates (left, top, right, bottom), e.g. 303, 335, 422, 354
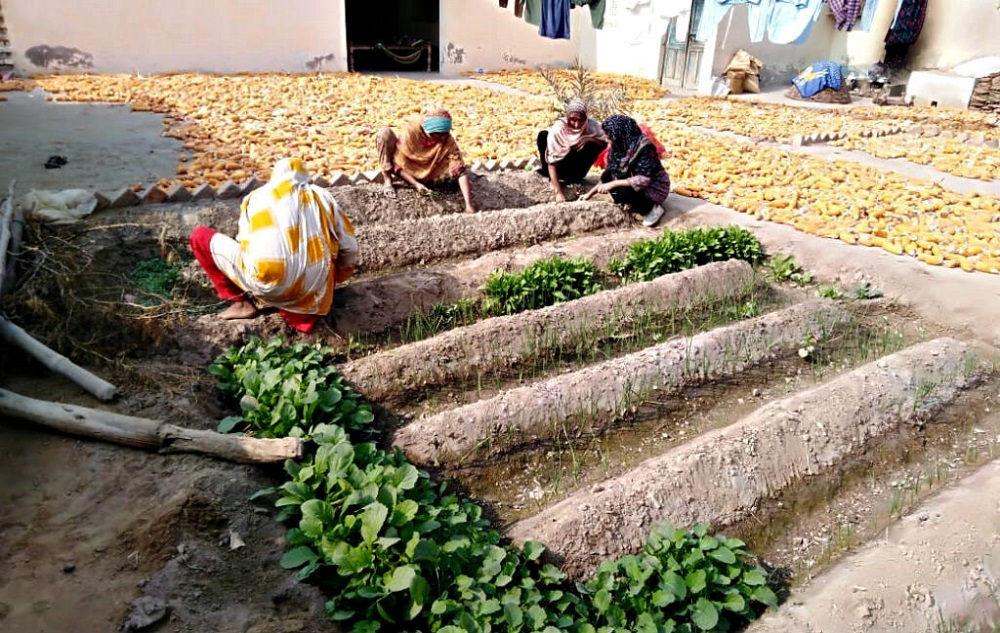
498, 159, 514, 171
92, 191, 111, 211
312, 175, 330, 188
239, 176, 263, 194
215, 181, 242, 199
791, 134, 804, 146
361, 170, 383, 184
108, 188, 140, 209
349, 172, 369, 185
512, 158, 528, 170
528, 157, 541, 169
483, 159, 499, 171
191, 183, 216, 200
166, 183, 192, 203
328, 172, 351, 187
140, 185, 168, 205
470, 160, 484, 172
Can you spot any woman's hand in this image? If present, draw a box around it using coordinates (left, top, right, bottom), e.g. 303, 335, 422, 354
554, 191, 568, 203
581, 185, 599, 201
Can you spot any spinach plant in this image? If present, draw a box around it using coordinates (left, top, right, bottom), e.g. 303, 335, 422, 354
580, 522, 778, 632
610, 227, 765, 283
483, 257, 603, 316
208, 336, 374, 438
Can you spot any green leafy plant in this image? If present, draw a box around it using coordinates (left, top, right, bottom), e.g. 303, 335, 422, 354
212, 337, 781, 633
579, 522, 778, 632
725, 300, 760, 320
846, 281, 883, 300
767, 254, 812, 286
817, 286, 843, 300
483, 257, 603, 316
610, 226, 765, 283
129, 257, 182, 303
208, 336, 374, 438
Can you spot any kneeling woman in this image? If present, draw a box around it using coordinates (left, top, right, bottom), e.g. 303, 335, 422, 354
376, 109, 478, 213
189, 158, 359, 333
582, 115, 670, 227
537, 98, 608, 202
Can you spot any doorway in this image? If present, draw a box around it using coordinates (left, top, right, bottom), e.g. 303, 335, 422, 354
658, 0, 705, 90
345, 0, 440, 73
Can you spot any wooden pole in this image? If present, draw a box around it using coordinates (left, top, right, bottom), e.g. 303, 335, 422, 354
0, 388, 303, 464
0, 317, 118, 401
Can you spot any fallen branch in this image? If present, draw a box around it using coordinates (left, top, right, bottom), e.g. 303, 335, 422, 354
0, 316, 118, 401
0, 388, 303, 464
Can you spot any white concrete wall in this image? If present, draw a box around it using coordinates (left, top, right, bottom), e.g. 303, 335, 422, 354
438, 0, 593, 76
590, 0, 687, 81
7, 0, 348, 73
909, 0, 1000, 70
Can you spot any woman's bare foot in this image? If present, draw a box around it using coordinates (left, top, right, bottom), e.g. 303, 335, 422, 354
382, 181, 397, 198
219, 300, 258, 320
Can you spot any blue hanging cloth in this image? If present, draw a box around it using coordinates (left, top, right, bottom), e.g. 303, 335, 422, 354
792, 61, 843, 98
540, 0, 572, 39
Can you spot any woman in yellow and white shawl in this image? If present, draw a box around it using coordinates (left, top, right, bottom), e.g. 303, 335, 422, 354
376, 108, 478, 213
189, 158, 358, 333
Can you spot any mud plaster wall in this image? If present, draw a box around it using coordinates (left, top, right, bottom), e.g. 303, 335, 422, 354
438, 0, 593, 76
5, 0, 347, 73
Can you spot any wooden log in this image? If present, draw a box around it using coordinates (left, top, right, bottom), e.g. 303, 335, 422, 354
0, 182, 12, 297
0, 316, 118, 401
0, 388, 303, 464
2, 199, 24, 297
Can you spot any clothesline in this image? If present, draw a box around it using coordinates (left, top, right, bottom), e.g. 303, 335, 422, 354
695, 0, 886, 46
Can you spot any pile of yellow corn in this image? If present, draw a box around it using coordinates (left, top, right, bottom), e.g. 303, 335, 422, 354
22, 72, 1000, 274
832, 135, 1000, 182
34, 73, 555, 188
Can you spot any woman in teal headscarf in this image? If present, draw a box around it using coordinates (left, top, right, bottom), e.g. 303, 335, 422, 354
376, 109, 478, 213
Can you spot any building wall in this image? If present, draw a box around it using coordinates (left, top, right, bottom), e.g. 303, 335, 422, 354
438, 0, 592, 76
909, 0, 1000, 70
8, 0, 348, 73
6, 0, 588, 75
588, 0, 688, 81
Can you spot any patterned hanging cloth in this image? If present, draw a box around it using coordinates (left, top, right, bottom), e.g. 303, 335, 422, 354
827, 0, 863, 30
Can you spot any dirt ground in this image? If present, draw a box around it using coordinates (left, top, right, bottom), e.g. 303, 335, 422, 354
3, 93, 1000, 632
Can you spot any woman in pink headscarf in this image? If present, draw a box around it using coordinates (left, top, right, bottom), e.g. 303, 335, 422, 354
376, 109, 478, 213
537, 98, 608, 202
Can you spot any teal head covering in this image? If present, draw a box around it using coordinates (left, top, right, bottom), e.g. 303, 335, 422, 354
421, 109, 453, 135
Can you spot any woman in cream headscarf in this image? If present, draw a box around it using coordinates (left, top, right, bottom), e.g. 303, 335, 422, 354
376, 109, 478, 213
189, 158, 359, 333
537, 98, 608, 202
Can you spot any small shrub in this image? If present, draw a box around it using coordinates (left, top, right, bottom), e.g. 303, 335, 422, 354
817, 286, 842, 300
767, 254, 812, 286
847, 281, 883, 300
130, 257, 182, 303
483, 257, 603, 316
611, 226, 765, 283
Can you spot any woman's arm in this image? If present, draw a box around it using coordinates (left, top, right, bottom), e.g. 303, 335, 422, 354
581, 178, 630, 200
458, 173, 478, 213
548, 163, 567, 202
395, 169, 430, 192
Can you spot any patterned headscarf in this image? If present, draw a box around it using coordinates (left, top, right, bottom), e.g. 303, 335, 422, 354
566, 98, 588, 116
422, 109, 453, 135
602, 115, 652, 179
